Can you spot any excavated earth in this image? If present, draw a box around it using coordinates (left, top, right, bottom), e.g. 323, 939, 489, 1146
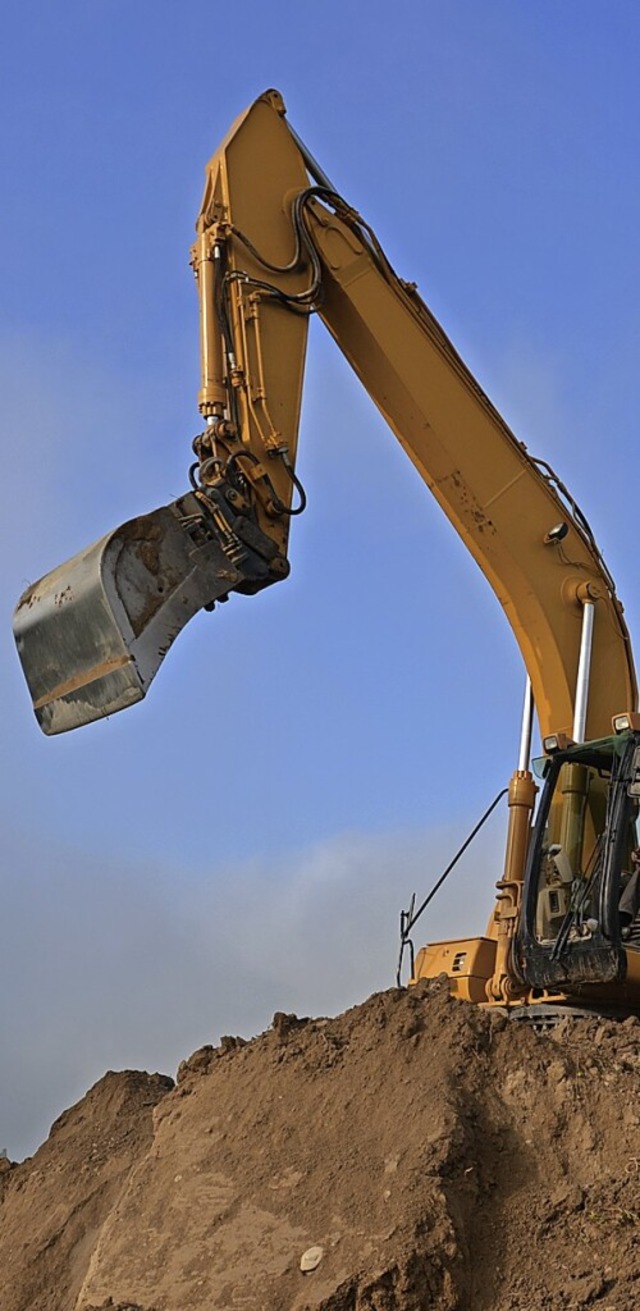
2, 980, 640, 1311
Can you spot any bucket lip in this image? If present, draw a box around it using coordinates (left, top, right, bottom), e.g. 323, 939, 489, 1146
13, 489, 285, 735
32, 653, 137, 713
36, 663, 145, 736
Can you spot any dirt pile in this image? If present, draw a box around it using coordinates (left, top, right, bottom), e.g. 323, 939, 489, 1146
2, 983, 640, 1310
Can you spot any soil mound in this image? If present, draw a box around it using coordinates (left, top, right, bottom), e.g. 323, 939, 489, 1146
2, 982, 640, 1310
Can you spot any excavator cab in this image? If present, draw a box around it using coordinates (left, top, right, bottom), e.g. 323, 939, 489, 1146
517, 729, 640, 996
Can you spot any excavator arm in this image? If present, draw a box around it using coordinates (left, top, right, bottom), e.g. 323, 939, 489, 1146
14, 91, 640, 1015
14, 88, 635, 743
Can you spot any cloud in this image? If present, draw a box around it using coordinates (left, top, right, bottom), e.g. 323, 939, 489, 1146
0, 817, 502, 1161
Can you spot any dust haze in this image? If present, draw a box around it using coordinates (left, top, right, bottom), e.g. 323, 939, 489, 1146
0, 334, 513, 1162
0, 820, 500, 1161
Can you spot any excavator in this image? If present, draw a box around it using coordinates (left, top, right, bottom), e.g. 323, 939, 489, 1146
13, 90, 640, 1016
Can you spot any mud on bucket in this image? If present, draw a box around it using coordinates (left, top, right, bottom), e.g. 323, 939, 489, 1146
12, 493, 260, 735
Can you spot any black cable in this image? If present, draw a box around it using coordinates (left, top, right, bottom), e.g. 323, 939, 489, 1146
396, 787, 508, 986
408, 788, 509, 933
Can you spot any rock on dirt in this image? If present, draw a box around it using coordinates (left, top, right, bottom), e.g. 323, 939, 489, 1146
2, 982, 640, 1310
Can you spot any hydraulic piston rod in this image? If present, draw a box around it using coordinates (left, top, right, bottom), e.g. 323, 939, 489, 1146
572, 601, 596, 744
517, 677, 534, 773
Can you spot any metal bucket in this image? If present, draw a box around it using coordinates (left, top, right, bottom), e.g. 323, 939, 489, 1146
13, 491, 263, 735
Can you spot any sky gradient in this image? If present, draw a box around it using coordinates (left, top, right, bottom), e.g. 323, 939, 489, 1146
2, 1, 640, 1159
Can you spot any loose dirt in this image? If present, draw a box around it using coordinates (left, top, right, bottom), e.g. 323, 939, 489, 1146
2, 981, 640, 1310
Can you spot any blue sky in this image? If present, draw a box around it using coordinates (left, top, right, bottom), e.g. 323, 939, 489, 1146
2, 1, 640, 1158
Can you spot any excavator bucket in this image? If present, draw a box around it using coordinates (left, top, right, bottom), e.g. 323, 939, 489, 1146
13, 491, 276, 736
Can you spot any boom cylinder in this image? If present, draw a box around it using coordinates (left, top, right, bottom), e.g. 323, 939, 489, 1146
195, 231, 226, 416
487, 677, 537, 1002
517, 678, 534, 773
504, 675, 536, 887
572, 600, 595, 744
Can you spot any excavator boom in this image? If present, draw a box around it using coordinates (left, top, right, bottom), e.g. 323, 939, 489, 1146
12, 90, 640, 1016
14, 89, 635, 742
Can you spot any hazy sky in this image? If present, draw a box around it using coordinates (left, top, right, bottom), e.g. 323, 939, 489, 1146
2, 1, 640, 1160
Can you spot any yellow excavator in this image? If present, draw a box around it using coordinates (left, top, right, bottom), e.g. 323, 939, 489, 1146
13, 90, 640, 1016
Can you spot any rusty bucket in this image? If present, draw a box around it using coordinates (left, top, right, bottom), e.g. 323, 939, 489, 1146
13, 491, 266, 735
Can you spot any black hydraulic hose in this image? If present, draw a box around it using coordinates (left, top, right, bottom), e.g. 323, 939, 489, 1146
223, 449, 307, 518
227, 187, 326, 310
279, 452, 307, 516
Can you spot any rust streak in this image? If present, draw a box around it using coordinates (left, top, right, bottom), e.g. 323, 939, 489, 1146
32, 654, 134, 710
